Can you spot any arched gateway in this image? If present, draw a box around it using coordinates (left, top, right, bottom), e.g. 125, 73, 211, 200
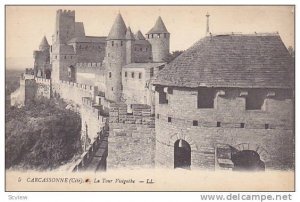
174, 139, 191, 169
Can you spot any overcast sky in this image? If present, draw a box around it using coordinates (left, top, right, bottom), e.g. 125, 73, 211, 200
6, 5, 294, 69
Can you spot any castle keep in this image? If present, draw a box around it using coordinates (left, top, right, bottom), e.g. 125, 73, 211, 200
10, 9, 294, 171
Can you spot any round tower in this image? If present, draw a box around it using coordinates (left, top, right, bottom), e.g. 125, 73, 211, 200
125, 26, 135, 64
104, 13, 127, 102
146, 16, 170, 62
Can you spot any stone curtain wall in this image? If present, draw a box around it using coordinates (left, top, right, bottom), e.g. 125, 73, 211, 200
107, 103, 155, 169
53, 80, 98, 106
155, 87, 294, 170
35, 78, 51, 99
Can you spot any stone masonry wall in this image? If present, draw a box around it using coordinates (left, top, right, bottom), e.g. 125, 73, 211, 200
155, 87, 294, 170
107, 103, 155, 169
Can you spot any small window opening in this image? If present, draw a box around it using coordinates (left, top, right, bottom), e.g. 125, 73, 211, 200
157, 114, 160, 119
139, 73, 142, 79
265, 124, 269, 129
193, 120, 198, 126
217, 122, 221, 127
125, 72, 127, 77
240, 123, 245, 128
109, 72, 112, 78
131, 72, 135, 78
168, 117, 172, 122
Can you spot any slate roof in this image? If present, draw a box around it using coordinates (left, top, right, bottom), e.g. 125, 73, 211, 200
123, 62, 165, 69
153, 33, 294, 89
125, 27, 135, 40
107, 13, 127, 40
146, 16, 169, 34
68, 36, 107, 43
39, 36, 49, 50
135, 30, 146, 40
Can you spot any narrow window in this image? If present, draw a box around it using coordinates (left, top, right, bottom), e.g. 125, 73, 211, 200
151, 34, 154, 38
64, 55, 67, 59
157, 114, 160, 119
111, 87, 113, 91
109, 72, 112, 78
121, 41, 123, 46
131, 72, 134, 78
125, 72, 127, 77
217, 122, 221, 127
139, 73, 142, 79
240, 123, 245, 128
159, 89, 168, 104
150, 68, 154, 77
168, 117, 172, 122
112, 41, 114, 46
193, 120, 198, 126
197, 88, 214, 108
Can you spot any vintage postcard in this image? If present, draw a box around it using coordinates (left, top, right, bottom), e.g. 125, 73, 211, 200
5, 5, 295, 191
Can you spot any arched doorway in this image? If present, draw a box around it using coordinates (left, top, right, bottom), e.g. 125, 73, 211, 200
231, 150, 265, 171
174, 139, 191, 169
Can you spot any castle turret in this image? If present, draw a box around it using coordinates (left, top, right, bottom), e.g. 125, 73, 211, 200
104, 13, 127, 102
33, 36, 51, 78
125, 26, 135, 64
146, 16, 170, 62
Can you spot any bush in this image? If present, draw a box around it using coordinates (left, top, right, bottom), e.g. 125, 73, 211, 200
5, 98, 82, 170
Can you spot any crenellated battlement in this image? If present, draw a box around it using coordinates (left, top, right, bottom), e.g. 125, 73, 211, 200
76, 62, 104, 74
56, 9, 75, 17
35, 77, 51, 84
59, 80, 96, 91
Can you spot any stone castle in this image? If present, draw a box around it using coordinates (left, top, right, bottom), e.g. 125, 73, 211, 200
10, 9, 294, 171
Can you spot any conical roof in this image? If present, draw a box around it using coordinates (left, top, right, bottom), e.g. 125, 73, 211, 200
146, 16, 169, 34
135, 30, 146, 40
39, 36, 50, 51
126, 26, 135, 40
107, 13, 127, 40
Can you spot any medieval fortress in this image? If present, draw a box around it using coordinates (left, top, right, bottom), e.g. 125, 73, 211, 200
10, 9, 294, 171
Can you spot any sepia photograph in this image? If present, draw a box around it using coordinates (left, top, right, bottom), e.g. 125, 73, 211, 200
5, 5, 295, 191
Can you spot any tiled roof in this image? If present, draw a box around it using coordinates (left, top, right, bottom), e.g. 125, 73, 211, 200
146, 16, 169, 34
153, 34, 294, 89
107, 13, 127, 40
68, 36, 106, 43
123, 62, 165, 69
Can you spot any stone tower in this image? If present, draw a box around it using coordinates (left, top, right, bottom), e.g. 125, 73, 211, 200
104, 13, 127, 102
146, 16, 170, 62
33, 36, 50, 78
125, 26, 135, 64
51, 9, 76, 83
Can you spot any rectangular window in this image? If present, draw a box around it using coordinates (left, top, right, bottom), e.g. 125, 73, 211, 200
217, 122, 221, 127
168, 117, 172, 122
139, 73, 142, 79
112, 41, 114, 46
240, 123, 245, 128
125, 72, 127, 77
159, 90, 168, 104
265, 124, 269, 129
131, 72, 134, 78
121, 41, 123, 46
197, 88, 215, 108
157, 114, 160, 119
246, 90, 265, 110
150, 68, 154, 77
109, 72, 112, 78
193, 120, 198, 126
